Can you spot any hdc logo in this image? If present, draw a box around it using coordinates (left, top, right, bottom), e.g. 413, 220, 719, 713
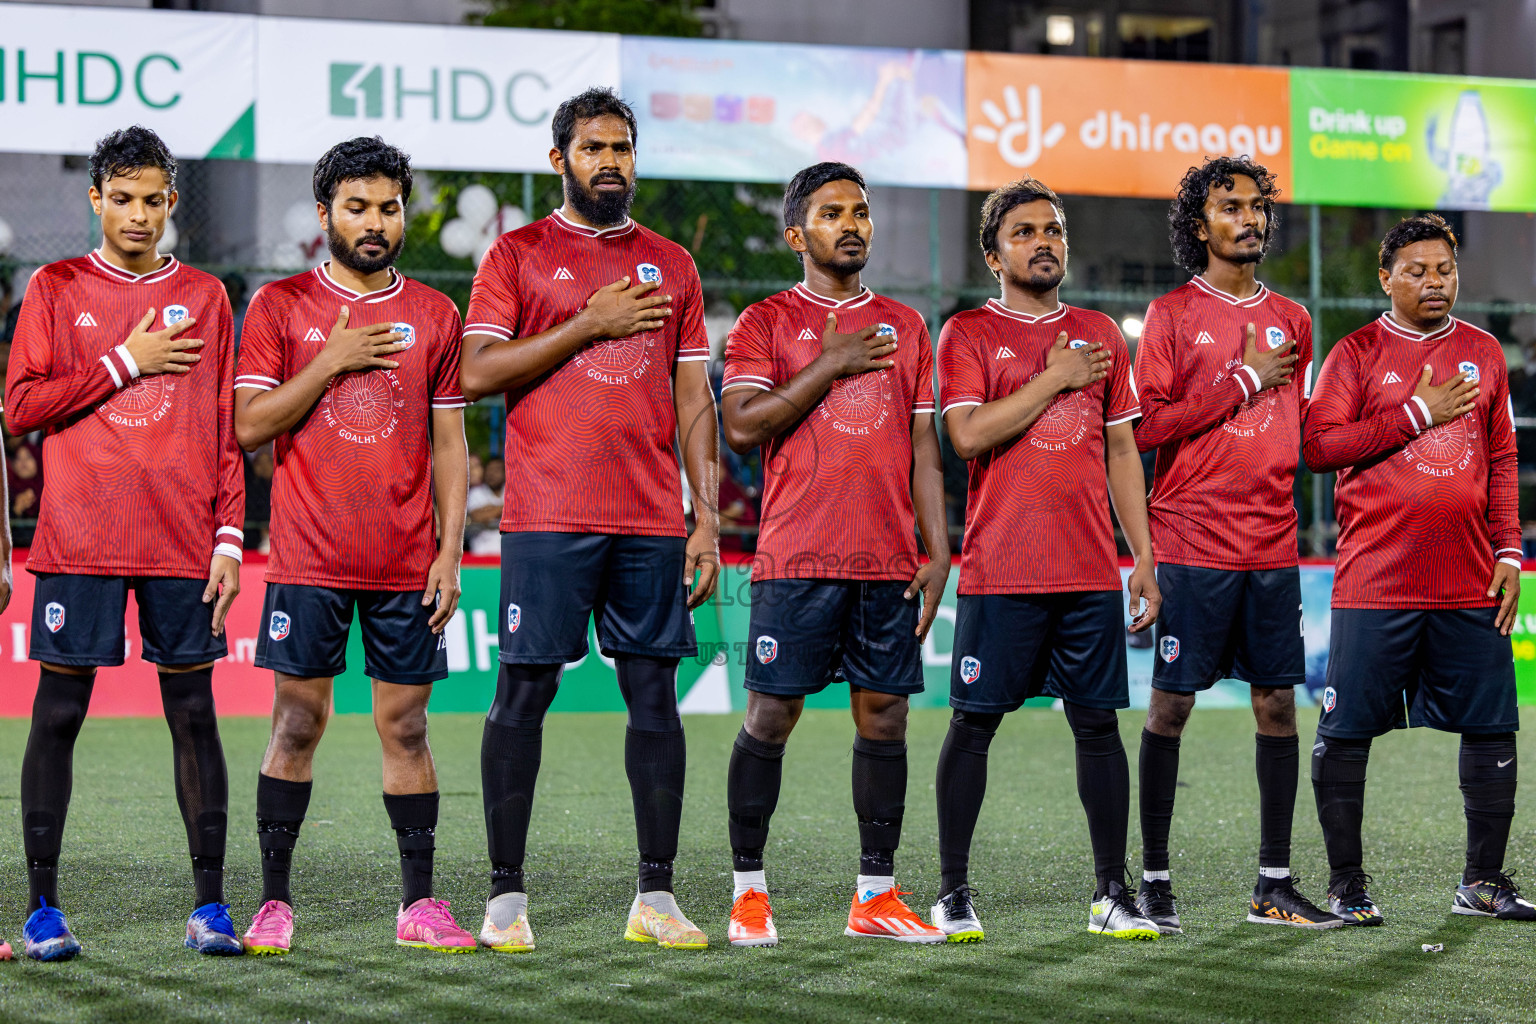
329, 62, 552, 124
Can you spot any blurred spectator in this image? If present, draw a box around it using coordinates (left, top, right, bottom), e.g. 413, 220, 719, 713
466, 456, 504, 555
8, 440, 41, 546
222, 273, 249, 348
245, 447, 274, 552
467, 451, 485, 489
717, 453, 759, 552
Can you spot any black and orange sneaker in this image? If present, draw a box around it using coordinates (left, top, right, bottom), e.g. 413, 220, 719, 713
1453, 873, 1536, 920
1328, 873, 1384, 927
1247, 876, 1343, 929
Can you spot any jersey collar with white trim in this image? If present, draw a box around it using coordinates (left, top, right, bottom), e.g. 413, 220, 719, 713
983, 298, 1068, 324
792, 283, 874, 310
549, 208, 636, 239
88, 249, 180, 285
313, 262, 405, 304
1189, 275, 1269, 308
1378, 312, 1458, 343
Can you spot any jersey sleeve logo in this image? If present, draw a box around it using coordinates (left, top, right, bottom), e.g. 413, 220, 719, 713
506, 603, 521, 634
755, 634, 779, 664
268, 610, 291, 641
1322, 686, 1337, 713
163, 305, 190, 327
393, 323, 416, 350
1264, 326, 1285, 350
636, 263, 662, 284
44, 602, 65, 633
101, 376, 175, 427
1458, 361, 1480, 383
959, 655, 981, 684
1159, 636, 1180, 662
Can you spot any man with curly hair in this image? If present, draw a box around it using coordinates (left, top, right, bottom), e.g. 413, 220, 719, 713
1305, 214, 1531, 924
1131, 156, 1340, 933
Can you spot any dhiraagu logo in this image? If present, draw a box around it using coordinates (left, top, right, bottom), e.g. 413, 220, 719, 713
329, 62, 553, 124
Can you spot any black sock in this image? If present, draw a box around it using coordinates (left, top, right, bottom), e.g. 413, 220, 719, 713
1256, 732, 1299, 881
21, 668, 94, 913
482, 663, 560, 898
256, 773, 311, 907
852, 735, 906, 877
1460, 733, 1517, 885
1311, 735, 1371, 890
384, 791, 439, 907
1138, 728, 1180, 875
936, 710, 1001, 896
1065, 703, 1128, 895
727, 728, 785, 873
160, 668, 228, 908
627, 726, 686, 893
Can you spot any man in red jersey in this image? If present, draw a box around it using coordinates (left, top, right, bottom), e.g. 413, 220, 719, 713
1131, 156, 1340, 934
719, 162, 949, 948
933, 177, 1161, 943
460, 88, 720, 953
234, 137, 474, 955
7, 127, 244, 960
1305, 214, 1532, 924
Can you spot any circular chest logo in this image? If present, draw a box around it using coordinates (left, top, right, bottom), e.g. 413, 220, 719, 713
1405, 416, 1472, 470
1030, 387, 1089, 448
322, 370, 402, 442
821, 372, 891, 435
1230, 389, 1278, 428
575, 333, 656, 384
102, 375, 175, 426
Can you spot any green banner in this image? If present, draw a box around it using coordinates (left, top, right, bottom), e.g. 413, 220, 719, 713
1290, 67, 1536, 211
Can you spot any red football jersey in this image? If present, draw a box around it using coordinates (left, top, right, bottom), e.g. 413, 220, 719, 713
722, 284, 935, 581
939, 301, 1140, 595
1134, 278, 1314, 570
464, 211, 710, 536
6, 252, 243, 578
1304, 314, 1518, 609
236, 265, 466, 590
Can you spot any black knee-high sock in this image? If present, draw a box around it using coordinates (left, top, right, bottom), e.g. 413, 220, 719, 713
852, 735, 906, 877
1256, 732, 1299, 877
727, 728, 785, 873
1138, 728, 1180, 875
1460, 733, 1517, 885
936, 711, 1001, 896
384, 791, 439, 907
160, 668, 228, 907
627, 726, 686, 893
1065, 703, 1129, 895
255, 773, 311, 906
1311, 735, 1371, 889
482, 663, 560, 898
21, 668, 94, 913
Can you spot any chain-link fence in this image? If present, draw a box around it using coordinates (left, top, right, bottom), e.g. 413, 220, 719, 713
4, 154, 1536, 557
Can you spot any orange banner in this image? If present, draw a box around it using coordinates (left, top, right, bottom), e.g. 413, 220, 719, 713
966, 53, 1292, 198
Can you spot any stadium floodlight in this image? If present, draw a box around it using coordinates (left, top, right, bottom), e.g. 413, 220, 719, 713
1120, 315, 1144, 338
1046, 15, 1075, 47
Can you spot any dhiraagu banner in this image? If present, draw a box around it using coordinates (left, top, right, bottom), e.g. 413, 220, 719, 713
0, 2, 255, 159
1290, 67, 1536, 212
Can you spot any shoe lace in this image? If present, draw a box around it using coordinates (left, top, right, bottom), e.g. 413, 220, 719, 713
1489, 870, 1521, 895
198, 903, 235, 933
255, 900, 292, 926
30, 899, 67, 935
1332, 872, 1374, 905
865, 888, 919, 919
410, 899, 461, 932
734, 889, 771, 926
1142, 885, 1176, 915
942, 885, 977, 918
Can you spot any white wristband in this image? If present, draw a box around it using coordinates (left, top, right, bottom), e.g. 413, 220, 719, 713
1498, 556, 1522, 570
115, 344, 142, 380
213, 542, 243, 563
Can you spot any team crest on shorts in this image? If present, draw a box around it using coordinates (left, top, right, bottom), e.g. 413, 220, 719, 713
755, 635, 778, 665
507, 603, 522, 634
959, 656, 981, 685
163, 305, 190, 327
636, 263, 662, 284
1068, 339, 1088, 349
393, 322, 416, 350
1459, 361, 1480, 383
875, 323, 897, 338
1322, 686, 1337, 713
1159, 636, 1180, 662
1266, 326, 1285, 350
44, 602, 65, 634
269, 610, 291, 641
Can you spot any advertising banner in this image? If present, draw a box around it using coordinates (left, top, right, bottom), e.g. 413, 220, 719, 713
253, 18, 619, 171
1289, 67, 1536, 212
1, 559, 1534, 716
964, 52, 1291, 197
619, 37, 967, 188
0, 2, 255, 159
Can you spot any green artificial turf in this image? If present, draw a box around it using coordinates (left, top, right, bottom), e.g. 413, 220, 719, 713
0, 708, 1532, 1024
